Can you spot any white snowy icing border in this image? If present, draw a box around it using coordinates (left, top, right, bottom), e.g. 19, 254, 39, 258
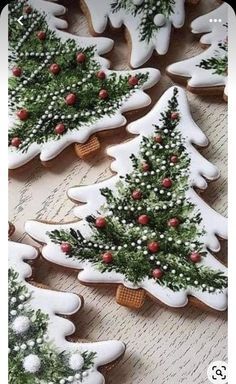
9, 241, 125, 384
83, 0, 187, 68
25, 87, 228, 311
167, 3, 228, 94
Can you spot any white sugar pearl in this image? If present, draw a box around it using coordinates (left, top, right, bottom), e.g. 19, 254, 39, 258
160, 234, 164, 239
202, 284, 206, 288
163, 266, 168, 270
187, 277, 191, 281
143, 250, 148, 255
60, 380, 66, 384
75, 374, 81, 379
156, 261, 161, 266
82, 371, 89, 377
11, 297, 17, 303
168, 237, 172, 242
177, 240, 182, 244
21, 344, 27, 350
172, 270, 176, 274
12, 316, 30, 334
194, 281, 198, 285
23, 354, 41, 373
179, 273, 183, 278
14, 346, 20, 351
150, 256, 155, 261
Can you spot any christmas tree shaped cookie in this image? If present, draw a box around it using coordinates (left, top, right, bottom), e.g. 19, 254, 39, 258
8, 0, 159, 169
26, 87, 227, 311
167, 3, 228, 99
80, 0, 199, 68
8, 238, 125, 383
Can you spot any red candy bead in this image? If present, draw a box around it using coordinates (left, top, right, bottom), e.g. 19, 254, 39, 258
12, 67, 22, 77
128, 76, 139, 86
162, 178, 172, 188
168, 217, 180, 228
65, 93, 77, 106
102, 252, 113, 264
95, 217, 107, 228
154, 134, 162, 143
54, 123, 65, 134
99, 89, 109, 99
148, 241, 160, 253
152, 268, 163, 279
24, 5, 32, 14
171, 111, 179, 120
60, 242, 72, 253
36, 31, 46, 40
11, 137, 21, 148
138, 215, 150, 225
96, 70, 106, 80
76, 52, 86, 63
49, 63, 61, 75
141, 162, 150, 172
132, 190, 142, 200
17, 109, 29, 121
170, 155, 178, 163
190, 252, 202, 263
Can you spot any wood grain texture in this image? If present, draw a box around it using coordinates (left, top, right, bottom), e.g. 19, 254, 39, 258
9, 0, 227, 383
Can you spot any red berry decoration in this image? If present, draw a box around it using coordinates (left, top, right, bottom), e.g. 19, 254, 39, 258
24, 5, 32, 14
162, 178, 172, 188
102, 252, 113, 264
168, 217, 180, 228
171, 111, 179, 120
138, 215, 150, 225
170, 155, 178, 164
152, 268, 163, 279
190, 252, 202, 263
148, 241, 160, 253
128, 76, 139, 86
54, 123, 65, 135
11, 137, 21, 148
17, 109, 29, 121
96, 70, 106, 80
95, 217, 107, 228
12, 67, 22, 77
60, 242, 72, 253
65, 93, 77, 106
76, 52, 86, 63
154, 134, 162, 143
49, 63, 61, 75
36, 31, 46, 40
99, 89, 109, 99
141, 162, 150, 172
132, 190, 142, 200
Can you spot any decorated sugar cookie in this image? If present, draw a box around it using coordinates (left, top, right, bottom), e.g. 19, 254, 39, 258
26, 87, 227, 311
81, 0, 199, 68
167, 3, 228, 99
8, 239, 125, 383
8, 0, 159, 169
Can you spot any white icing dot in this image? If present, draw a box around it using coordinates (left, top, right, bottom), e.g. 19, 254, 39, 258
60, 380, 66, 384
23, 355, 41, 373
69, 353, 84, 371
153, 14, 166, 27
12, 316, 30, 334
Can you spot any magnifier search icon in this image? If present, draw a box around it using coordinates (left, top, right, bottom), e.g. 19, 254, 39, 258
207, 361, 228, 383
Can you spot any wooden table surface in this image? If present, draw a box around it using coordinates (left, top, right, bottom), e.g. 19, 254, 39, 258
9, 0, 227, 383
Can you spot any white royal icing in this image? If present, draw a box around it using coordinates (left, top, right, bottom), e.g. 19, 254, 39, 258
8, 0, 160, 169
82, 0, 188, 68
9, 241, 125, 384
25, 87, 227, 311
167, 3, 228, 95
